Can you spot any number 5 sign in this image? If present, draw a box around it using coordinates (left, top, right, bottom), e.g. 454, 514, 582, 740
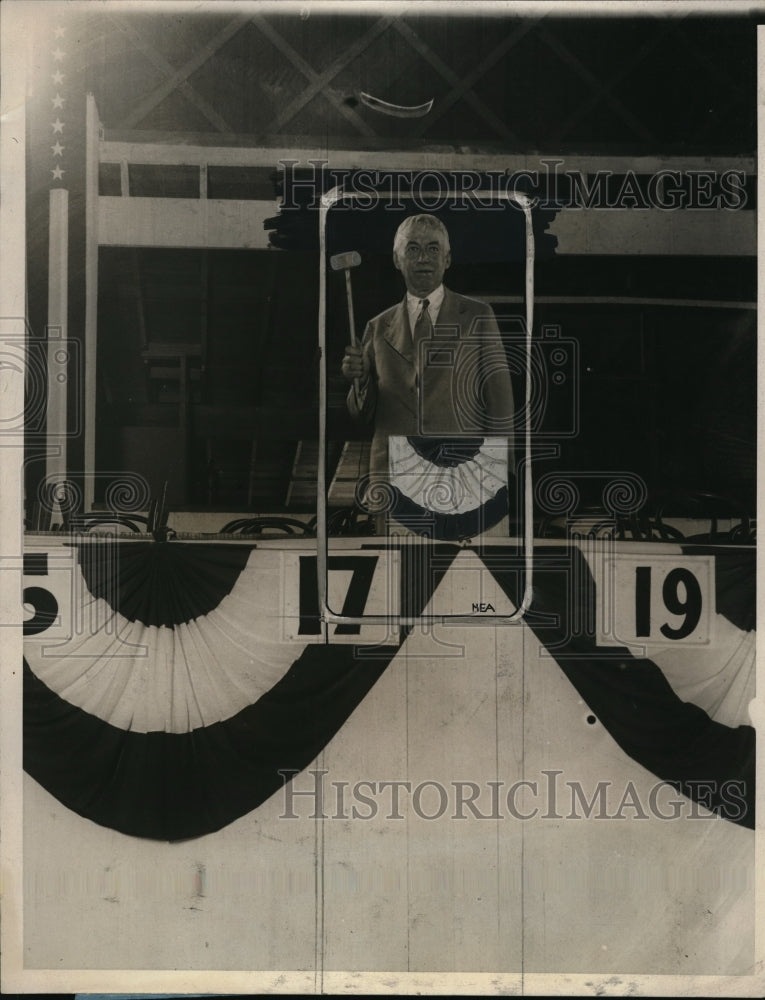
597, 552, 715, 649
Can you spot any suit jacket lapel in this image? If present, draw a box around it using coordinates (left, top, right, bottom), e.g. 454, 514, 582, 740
382, 288, 468, 365
434, 287, 467, 335
383, 298, 414, 365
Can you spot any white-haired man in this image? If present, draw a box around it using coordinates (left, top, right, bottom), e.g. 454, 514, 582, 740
341, 214, 515, 496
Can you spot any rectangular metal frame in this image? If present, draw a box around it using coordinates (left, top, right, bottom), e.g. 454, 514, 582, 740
318, 187, 536, 628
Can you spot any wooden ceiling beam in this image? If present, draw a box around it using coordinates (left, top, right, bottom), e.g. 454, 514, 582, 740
391, 20, 514, 142
546, 18, 672, 146
536, 25, 655, 144
253, 14, 393, 139
411, 18, 542, 139
99, 138, 756, 173
112, 12, 251, 132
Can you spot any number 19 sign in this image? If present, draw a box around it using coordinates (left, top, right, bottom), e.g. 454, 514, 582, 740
597, 552, 714, 649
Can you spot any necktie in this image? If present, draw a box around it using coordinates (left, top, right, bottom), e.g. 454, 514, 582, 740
412, 298, 432, 369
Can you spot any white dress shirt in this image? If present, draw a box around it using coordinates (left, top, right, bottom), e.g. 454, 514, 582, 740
405, 284, 444, 336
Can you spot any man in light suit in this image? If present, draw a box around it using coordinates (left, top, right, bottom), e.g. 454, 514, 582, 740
341, 214, 515, 492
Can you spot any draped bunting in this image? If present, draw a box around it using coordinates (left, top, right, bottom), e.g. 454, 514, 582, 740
477, 546, 755, 826
26, 546, 300, 732
78, 542, 253, 627
683, 545, 755, 633
23, 539, 755, 840
388, 435, 509, 540
23, 647, 392, 841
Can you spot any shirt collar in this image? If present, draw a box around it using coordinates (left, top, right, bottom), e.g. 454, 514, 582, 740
406, 284, 445, 315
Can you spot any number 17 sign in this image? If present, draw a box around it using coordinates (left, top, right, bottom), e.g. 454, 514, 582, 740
596, 551, 715, 649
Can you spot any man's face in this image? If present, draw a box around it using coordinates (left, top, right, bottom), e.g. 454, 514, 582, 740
393, 223, 451, 297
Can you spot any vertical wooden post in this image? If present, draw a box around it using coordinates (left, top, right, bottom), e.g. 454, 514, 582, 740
83, 93, 100, 510
46, 187, 68, 524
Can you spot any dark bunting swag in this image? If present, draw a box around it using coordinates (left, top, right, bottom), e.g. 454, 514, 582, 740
23, 539, 755, 839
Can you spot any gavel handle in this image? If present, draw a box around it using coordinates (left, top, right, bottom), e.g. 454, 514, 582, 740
344, 269, 361, 399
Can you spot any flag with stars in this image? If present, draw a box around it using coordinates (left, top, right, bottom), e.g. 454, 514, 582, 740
26, 2, 89, 488
50, 25, 68, 180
